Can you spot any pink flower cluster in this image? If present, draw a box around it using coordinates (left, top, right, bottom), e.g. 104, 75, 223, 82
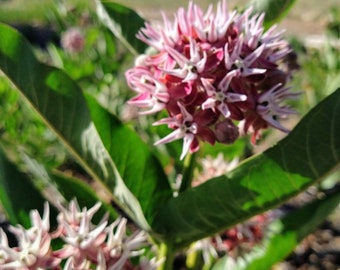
212, 214, 270, 256
0, 200, 157, 270
189, 212, 275, 267
126, 0, 298, 159
61, 28, 85, 54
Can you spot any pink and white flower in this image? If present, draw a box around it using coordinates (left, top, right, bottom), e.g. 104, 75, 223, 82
0, 200, 156, 270
126, 0, 298, 159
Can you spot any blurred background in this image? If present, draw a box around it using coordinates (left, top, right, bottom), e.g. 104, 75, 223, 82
0, 0, 339, 269
0, 0, 339, 34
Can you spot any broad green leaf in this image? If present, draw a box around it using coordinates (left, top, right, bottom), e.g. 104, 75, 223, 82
0, 23, 149, 229
249, 0, 297, 27
85, 95, 172, 224
96, 0, 148, 55
212, 186, 340, 270
245, 188, 340, 269
0, 148, 49, 227
154, 89, 340, 247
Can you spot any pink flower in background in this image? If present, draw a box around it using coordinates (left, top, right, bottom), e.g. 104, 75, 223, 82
61, 28, 85, 53
125, 0, 298, 159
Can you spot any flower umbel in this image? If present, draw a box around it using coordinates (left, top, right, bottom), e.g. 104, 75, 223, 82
0, 200, 157, 270
126, 0, 298, 159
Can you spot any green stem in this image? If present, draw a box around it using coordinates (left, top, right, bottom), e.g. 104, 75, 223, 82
186, 247, 199, 269
178, 152, 197, 193
157, 242, 175, 270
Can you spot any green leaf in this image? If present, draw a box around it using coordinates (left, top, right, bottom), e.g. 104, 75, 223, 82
153, 89, 340, 246
85, 95, 172, 224
96, 0, 148, 55
0, 148, 48, 227
249, 0, 297, 27
0, 23, 149, 229
212, 186, 340, 270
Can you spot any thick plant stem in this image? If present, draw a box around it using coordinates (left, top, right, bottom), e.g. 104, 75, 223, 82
157, 242, 175, 270
179, 152, 197, 193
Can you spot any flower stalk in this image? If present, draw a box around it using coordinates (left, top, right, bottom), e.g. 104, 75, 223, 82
157, 242, 176, 270
179, 152, 197, 193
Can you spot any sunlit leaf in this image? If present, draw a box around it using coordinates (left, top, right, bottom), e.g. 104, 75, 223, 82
154, 89, 340, 247
212, 186, 340, 270
0, 23, 149, 229
96, 0, 147, 55
84, 95, 173, 224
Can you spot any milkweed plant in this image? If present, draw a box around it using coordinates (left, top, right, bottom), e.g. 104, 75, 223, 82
0, 0, 339, 269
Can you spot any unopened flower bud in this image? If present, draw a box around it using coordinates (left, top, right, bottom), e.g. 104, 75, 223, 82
214, 119, 239, 144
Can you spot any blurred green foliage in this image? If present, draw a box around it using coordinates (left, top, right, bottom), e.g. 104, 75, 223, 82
290, 37, 340, 114
0, 76, 65, 169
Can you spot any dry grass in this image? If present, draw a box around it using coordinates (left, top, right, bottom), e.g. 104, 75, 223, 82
0, 0, 339, 36
113, 0, 340, 36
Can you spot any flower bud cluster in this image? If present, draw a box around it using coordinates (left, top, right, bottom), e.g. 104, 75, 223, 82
0, 200, 156, 270
125, 0, 299, 159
